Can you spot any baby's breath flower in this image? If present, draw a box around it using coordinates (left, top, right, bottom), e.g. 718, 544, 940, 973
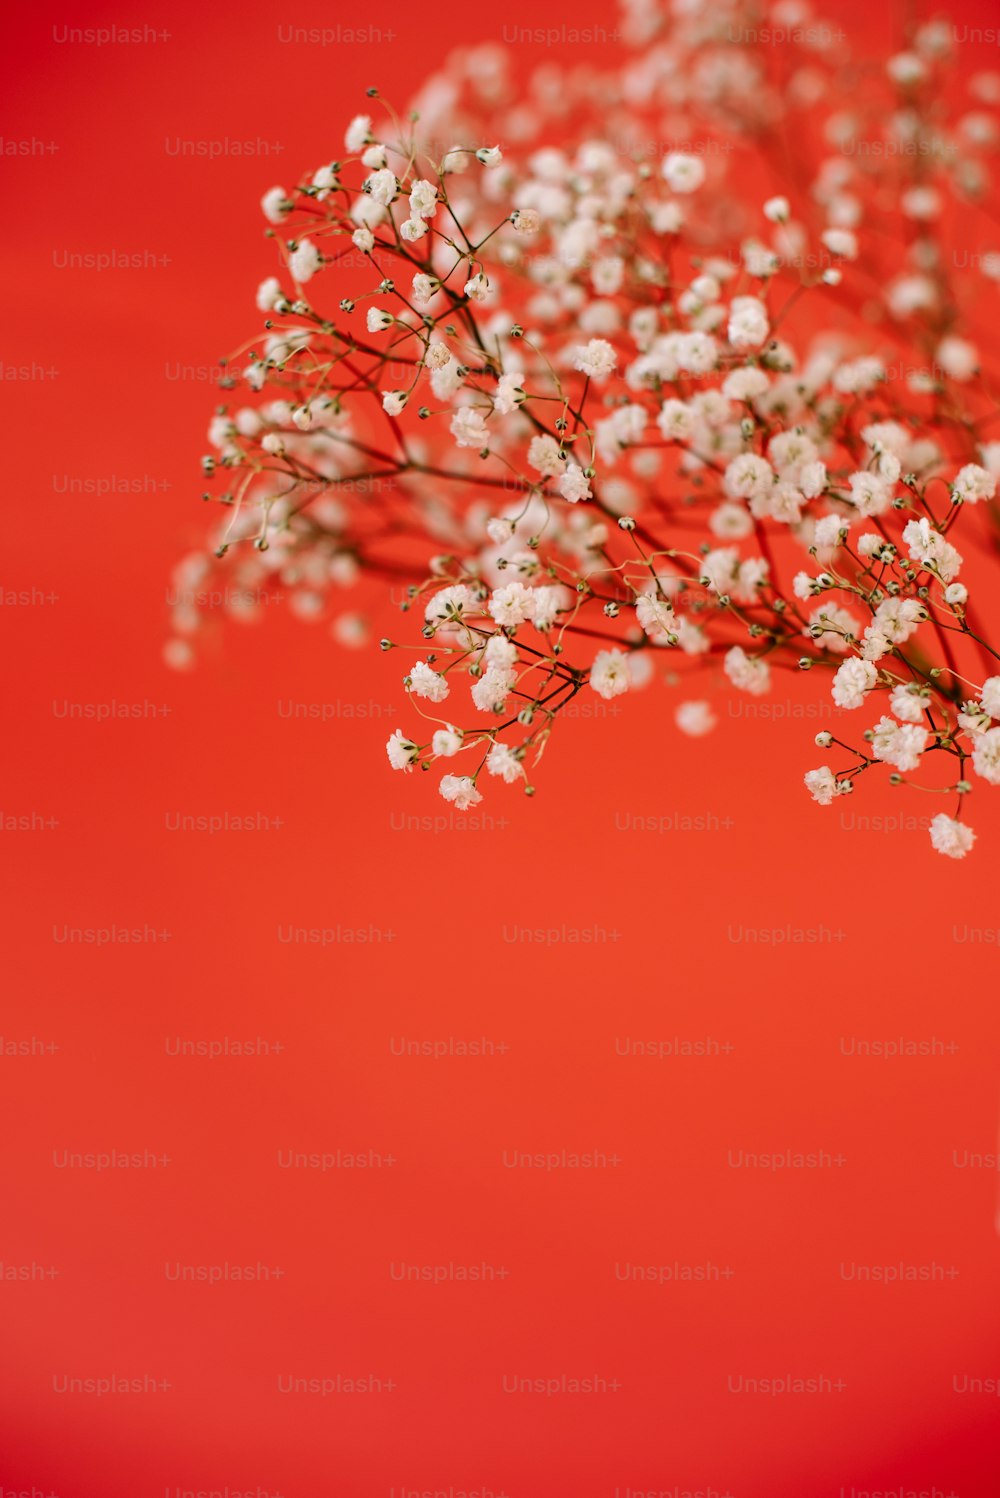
590, 649, 631, 700
439, 774, 482, 809
190, 41, 1000, 858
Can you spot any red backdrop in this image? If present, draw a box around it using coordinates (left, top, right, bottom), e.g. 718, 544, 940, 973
4, 0, 1000, 1493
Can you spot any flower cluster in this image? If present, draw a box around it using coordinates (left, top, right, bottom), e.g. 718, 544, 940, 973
177, 1, 1000, 856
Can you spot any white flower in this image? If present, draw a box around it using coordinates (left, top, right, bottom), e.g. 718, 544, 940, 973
289, 238, 321, 283
710, 503, 754, 540
441, 146, 468, 175
675, 700, 716, 736
487, 742, 522, 783
424, 342, 451, 371
636, 593, 678, 642
972, 726, 1000, 784
676, 332, 718, 374
804, 766, 843, 805
724, 454, 773, 501
677, 619, 709, 655
592, 256, 625, 295
832, 658, 877, 709
890, 685, 928, 723
512, 208, 541, 234
861, 599, 925, 661
662, 152, 705, 193
557, 462, 592, 504
352, 226, 375, 254
382, 391, 407, 416
936, 336, 978, 382
345, 115, 371, 153
600, 404, 648, 462
432, 726, 462, 757
400, 218, 428, 243
527, 434, 562, 477
870, 715, 928, 772
743, 240, 780, 277
959, 704, 991, 737
494, 374, 523, 416
701, 548, 740, 596
261, 187, 290, 224
848, 471, 892, 517
834, 358, 885, 395
484, 634, 518, 668
801, 463, 829, 501
902, 516, 963, 583
812, 514, 844, 551
724, 646, 771, 696
727, 296, 770, 349
952, 464, 996, 504
408, 179, 438, 218
808, 604, 858, 653
945, 582, 968, 606
471, 665, 515, 712
901, 186, 942, 221
439, 774, 482, 810
767, 430, 818, 482
486, 517, 515, 544
489, 582, 536, 628
763, 196, 790, 222
573, 338, 618, 381
722, 367, 770, 402
386, 730, 418, 771
753, 481, 803, 525
531, 585, 570, 631
312, 165, 338, 195
657, 399, 695, 442
408, 660, 449, 702
464, 273, 490, 302
365, 168, 397, 206
476, 145, 503, 167
256, 276, 282, 313
424, 584, 480, 625
367, 307, 393, 332
412, 273, 436, 304
450, 408, 489, 449
821, 228, 858, 260
590, 649, 631, 699
929, 814, 976, 859
980, 678, 1000, 719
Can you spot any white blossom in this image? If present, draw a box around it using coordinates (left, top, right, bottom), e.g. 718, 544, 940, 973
289, 239, 321, 283
929, 814, 976, 859
804, 766, 844, 805
386, 730, 418, 771
724, 646, 771, 696
450, 408, 489, 449
489, 582, 537, 627
832, 658, 877, 709
590, 649, 631, 699
557, 462, 592, 503
972, 727, 1000, 784
345, 115, 371, 153
675, 701, 716, 736
662, 152, 706, 193
487, 742, 523, 782
573, 338, 618, 382
439, 774, 482, 810
409, 661, 449, 702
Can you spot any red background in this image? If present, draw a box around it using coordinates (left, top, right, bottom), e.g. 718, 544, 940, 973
3, 0, 1000, 1493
